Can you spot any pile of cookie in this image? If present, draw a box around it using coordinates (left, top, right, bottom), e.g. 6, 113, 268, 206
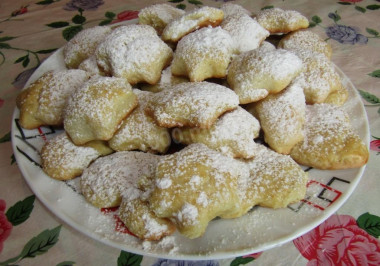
16, 3, 369, 240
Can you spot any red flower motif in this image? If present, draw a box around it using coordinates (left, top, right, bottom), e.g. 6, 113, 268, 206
112, 10, 139, 24
243, 252, 263, 259
11, 5, 28, 17
0, 200, 13, 253
293, 215, 380, 265
370, 139, 380, 152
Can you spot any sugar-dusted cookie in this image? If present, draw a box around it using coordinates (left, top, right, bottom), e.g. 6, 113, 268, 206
96, 25, 173, 85
118, 175, 176, 240
78, 55, 105, 77
292, 50, 342, 104
324, 86, 349, 106
227, 47, 303, 104
278, 29, 333, 59
139, 66, 189, 92
220, 3, 251, 18
290, 104, 369, 170
250, 82, 306, 154
64, 76, 138, 145
171, 26, 234, 82
145, 81, 239, 129
256, 8, 309, 34
242, 144, 308, 209
16, 69, 90, 129
63, 26, 111, 69
41, 133, 112, 181
138, 3, 185, 34
220, 13, 269, 53
162, 6, 224, 42
148, 143, 250, 239
172, 107, 260, 159
81, 151, 160, 208
109, 90, 171, 154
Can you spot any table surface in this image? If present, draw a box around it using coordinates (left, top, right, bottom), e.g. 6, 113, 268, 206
0, 0, 379, 265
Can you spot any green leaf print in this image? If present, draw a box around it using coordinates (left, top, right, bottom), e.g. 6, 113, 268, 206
0, 225, 62, 265
368, 69, 380, 77
359, 90, 380, 104
6, 195, 35, 226
46, 21, 70, 28
0, 131, 11, 143
366, 5, 380, 10
357, 212, 380, 238
117, 251, 143, 266
230, 256, 255, 266
355, 6, 366, 13
56, 261, 76, 266
62, 25, 83, 41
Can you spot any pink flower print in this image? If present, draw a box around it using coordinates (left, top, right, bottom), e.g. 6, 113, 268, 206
243, 252, 263, 259
370, 139, 380, 152
112, 10, 139, 24
0, 199, 13, 253
293, 214, 380, 265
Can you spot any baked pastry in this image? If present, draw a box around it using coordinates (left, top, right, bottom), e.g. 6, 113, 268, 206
290, 104, 369, 169
145, 81, 239, 129
324, 86, 349, 106
278, 29, 333, 59
95, 24, 173, 85
139, 66, 189, 92
63, 26, 111, 69
138, 3, 185, 34
16, 69, 90, 129
220, 13, 269, 53
227, 47, 303, 104
242, 144, 308, 209
63, 76, 138, 145
256, 8, 309, 34
292, 50, 342, 104
41, 133, 112, 181
171, 26, 234, 82
171, 107, 260, 159
250, 82, 306, 154
81, 151, 159, 208
161, 6, 224, 42
220, 3, 251, 18
78, 55, 105, 77
118, 174, 176, 240
148, 143, 250, 239
109, 90, 171, 154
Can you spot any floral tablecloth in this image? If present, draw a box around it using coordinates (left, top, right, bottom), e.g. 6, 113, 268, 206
0, 0, 379, 265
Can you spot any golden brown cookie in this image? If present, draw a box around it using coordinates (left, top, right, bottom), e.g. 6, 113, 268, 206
148, 143, 250, 239
63, 26, 111, 69
220, 3, 251, 18
256, 8, 309, 34
220, 13, 269, 53
16, 69, 90, 129
81, 151, 160, 208
139, 66, 189, 92
249, 82, 306, 154
290, 104, 369, 169
95, 25, 173, 85
323, 86, 349, 106
227, 47, 303, 104
242, 144, 309, 209
171, 26, 234, 82
63, 76, 138, 145
138, 3, 185, 34
171, 107, 260, 159
162, 6, 224, 42
118, 174, 176, 240
109, 90, 171, 154
278, 29, 333, 59
145, 81, 239, 129
291, 50, 342, 104
41, 133, 112, 181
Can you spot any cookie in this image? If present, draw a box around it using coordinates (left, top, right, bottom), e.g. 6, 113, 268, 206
63, 76, 138, 145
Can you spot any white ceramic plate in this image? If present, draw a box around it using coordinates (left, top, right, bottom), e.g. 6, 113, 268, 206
11, 32, 369, 261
